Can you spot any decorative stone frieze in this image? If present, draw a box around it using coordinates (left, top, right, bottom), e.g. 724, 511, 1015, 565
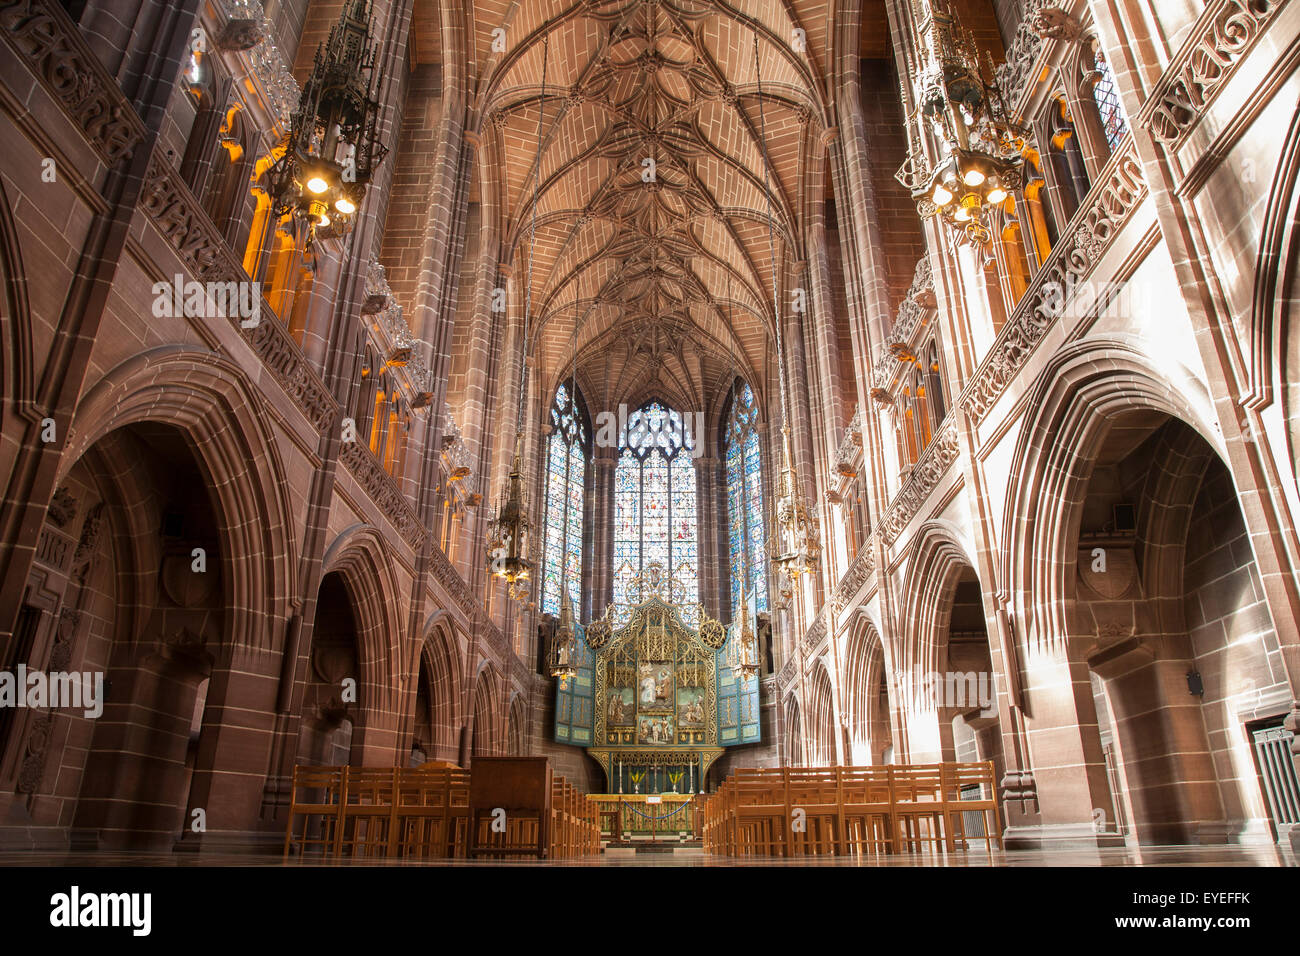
879, 419, 961, 545
961, 140, 1146, 421
1141, 0, 1282, 150
0, 0, 147, 165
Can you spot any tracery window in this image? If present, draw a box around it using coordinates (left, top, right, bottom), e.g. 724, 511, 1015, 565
541, 383, 588, 616
613, 401, 698, 624
724, 381, 769, 617
1089, 46, 1128, 151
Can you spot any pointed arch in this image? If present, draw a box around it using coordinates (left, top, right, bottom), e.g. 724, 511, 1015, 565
61, 347, 299, 647
722, 377, 769, 616
999, 338, 1221, 650
320, 525, 405, 717
540, 380, 590, 616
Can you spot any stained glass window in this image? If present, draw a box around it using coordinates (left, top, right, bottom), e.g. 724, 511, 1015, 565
725, 380, 769, 617
612, 401, 699, 625
1091, 47, 1128, 152
541, 383, 588, 616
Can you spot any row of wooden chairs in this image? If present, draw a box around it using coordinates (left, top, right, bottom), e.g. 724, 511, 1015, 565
699, 762, 1001, 857
283, 764, 470, 859
550, 776, 600, 858
284, 764, 600, 860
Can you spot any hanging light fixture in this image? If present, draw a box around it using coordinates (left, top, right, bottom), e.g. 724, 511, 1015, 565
486, 35, 550, 603
550, 588, 578, 681
751, 35, 821, 582
894, 0, 1026, 245
727, 577, 760, 681
264, 0, 388, 245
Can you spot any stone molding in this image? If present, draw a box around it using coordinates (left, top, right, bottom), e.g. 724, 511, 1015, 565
0, 0, 147, 166
832, 544, 875, 613
338, 439, 426, 550
1139, 0, 1283, 150
960, 139, 1147, 422
139, 148, 338, 433
878, 418, 961, 545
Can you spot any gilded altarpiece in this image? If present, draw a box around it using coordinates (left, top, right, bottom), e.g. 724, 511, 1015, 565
553, 565, 760, 792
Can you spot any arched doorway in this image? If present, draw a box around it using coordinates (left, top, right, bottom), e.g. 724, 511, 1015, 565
2, 423, 225, 850
295, 571, 361, 767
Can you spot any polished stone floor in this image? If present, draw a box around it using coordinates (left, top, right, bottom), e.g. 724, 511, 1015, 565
0, 843, 1293, 866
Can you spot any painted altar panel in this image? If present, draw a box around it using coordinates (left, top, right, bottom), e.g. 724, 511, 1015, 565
589, 596, 719, 749
553, 564, 758, 792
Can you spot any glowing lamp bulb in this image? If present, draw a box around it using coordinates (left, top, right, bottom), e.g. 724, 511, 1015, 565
335, 197, 356, 215
306, 176, 329, 194
932, 185, 954, 206
986, 186, 1008, 204
963, 168, 986, 187
954, 206, 971, 222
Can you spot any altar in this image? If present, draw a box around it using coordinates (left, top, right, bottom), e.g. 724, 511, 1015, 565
553, 564, 760, 793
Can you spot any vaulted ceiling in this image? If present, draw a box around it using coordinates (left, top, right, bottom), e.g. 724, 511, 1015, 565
467, 0, 861, 419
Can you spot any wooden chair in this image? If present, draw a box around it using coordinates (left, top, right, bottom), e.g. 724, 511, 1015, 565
733, 770, 787, 856
336, 767, 397, 859
393, 767, 469, 858
943, 761, 1001, 853
283, 765, 344, 859
890, 764, 946, 854
785, 767, 841, 855
839, 766, 893, 857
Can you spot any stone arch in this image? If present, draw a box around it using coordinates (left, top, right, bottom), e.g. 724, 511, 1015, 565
1251, 91, 1300, 481
784, 693, 803, 766
470, 662, 504, 760
1000, 338, 1220, 650
999, 339, 1290, 844
898, 519, 980, 704
506, 692, 527, 756
0, 177, 32, 424
806, 659, 837, 766
62, 347, 297, 646
418, 613, 464, 764
319, 524, 404, 720
842, 617, 891, 764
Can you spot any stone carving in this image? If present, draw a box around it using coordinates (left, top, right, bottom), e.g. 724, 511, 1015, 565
961, 141, 1146, 422
776, 654, 797, 691
244, 14, 300, 125
832, 545, 875, 613
1144, 0, 1280, 149
139, 149, 338, 433
874, 256, 936, 391
879, 419, 961, 544
363, 260, 435, 407
833, 405, 863, 477
800, 608, 828, 659
994, 0, 1059, 110
339, 440, 427, 550
47, 486, 77, 528
217, 0, 264, 51
1029, 5, 1079, 41
0, 0, 147, 165
428, 546, 507, 655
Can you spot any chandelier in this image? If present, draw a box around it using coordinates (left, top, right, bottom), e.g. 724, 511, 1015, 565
264, 0, 387, 244
895, 0, 1025, 245
485, 35, 550, 604
751, 35, 820, 582
485, 430, 533, 600
726, 581, 760, 681
550, 589, 578, 681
